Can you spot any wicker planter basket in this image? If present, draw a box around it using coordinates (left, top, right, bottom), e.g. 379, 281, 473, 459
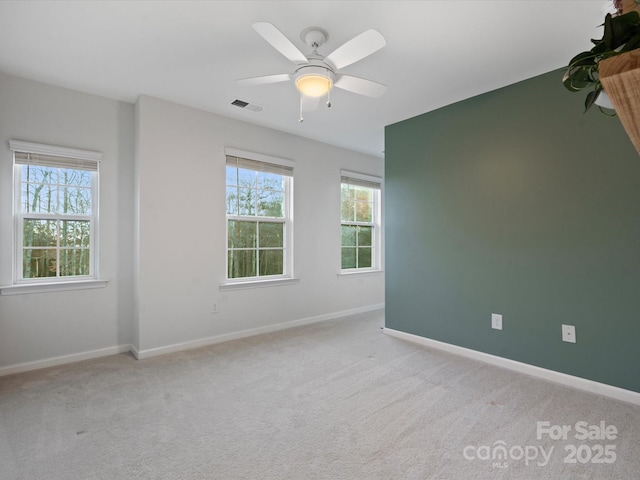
600, 49, 640, 154
596, 0, 640, 154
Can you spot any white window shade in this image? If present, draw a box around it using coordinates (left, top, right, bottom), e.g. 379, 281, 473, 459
340, 171, 381, 190
13, 152, 98, 171
10, 140, 101, 171
226, 155, 293, 177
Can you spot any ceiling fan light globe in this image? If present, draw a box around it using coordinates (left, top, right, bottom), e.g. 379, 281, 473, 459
295, 75, 333, 97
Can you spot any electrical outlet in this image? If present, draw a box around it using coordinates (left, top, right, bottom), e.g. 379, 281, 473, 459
491, 313, 503, 330
212, 303, 219, 314
562, 324, 576, 343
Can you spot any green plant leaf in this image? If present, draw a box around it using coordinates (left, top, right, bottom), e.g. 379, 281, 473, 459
563, 66, 592, 92
603, 13, 614, 49
563, 80, 583, 93
621, 33, 640, 52
619, 10, 640, 24
591, 41, 608, 55
598, 105, 618, 117
584, 88, 601, 112
609, 11, 640, 47
568, 51, 597, 67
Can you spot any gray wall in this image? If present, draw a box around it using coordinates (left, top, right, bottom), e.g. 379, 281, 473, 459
0, 73, 135, 366
134, 96, 384, 355
0, 72, 384, 371
385, 70, 640, 393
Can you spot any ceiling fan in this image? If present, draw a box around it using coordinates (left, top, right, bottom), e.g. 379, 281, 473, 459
237, 22, 387, 121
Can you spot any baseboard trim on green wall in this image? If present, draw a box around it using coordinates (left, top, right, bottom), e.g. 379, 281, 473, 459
383, 327, 640, 406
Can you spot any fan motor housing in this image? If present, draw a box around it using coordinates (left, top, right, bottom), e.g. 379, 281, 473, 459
294, 65, 335, 97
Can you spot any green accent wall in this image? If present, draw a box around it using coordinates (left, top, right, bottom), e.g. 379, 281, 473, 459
385, 70, 640, 393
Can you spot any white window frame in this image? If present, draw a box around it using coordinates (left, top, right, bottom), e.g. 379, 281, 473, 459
340, 170, 383, 275
221, 148, 297, 290
0, 140, 106, 296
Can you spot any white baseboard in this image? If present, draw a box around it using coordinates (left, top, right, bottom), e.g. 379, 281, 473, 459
0, 344, 132, 377
383, 328, 640, 407
0, 304, 384, 377
129, 343, 141, 360
136, 303, 385, 360
0, 305, 384, 372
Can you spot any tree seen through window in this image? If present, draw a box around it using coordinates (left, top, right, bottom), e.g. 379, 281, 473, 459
226, 156, 292, 280
21, 164, 93, 279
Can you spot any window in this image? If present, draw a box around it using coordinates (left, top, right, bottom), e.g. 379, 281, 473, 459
225, 151, 293, 282
340, 172, 382, 271
10, 140, 101, 284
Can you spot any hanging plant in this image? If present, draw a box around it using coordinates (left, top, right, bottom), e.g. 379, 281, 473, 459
563, 9, 640, 112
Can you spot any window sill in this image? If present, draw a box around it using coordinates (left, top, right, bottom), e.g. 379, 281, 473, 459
0, 279, 109, 296
219, 277, 300, 291
337, 269, 384, 279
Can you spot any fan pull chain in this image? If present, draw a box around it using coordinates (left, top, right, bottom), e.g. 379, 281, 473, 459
299, 92, 304, 123
326, 76, 332, 108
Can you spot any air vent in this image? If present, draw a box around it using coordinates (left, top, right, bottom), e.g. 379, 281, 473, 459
231, 99, 263, 113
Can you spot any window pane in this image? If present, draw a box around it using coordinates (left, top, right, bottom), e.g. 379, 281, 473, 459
355, 200, 373, 222
341, 247, 356, 269
228, 249, 256, 278
24, 219, 57, 247
259, 222, 283, 248
226, 166, 238, 186
59, 168, 91, 187
22, 184, 58, 213
60, 249, 90, 276
358, 247, 372, 268
226, 186, 239, 215
258, 191, 283, 217
259, 249, 284, 276
237, 187, 255, 216
257, 172, 284, 191
237, 168, 256, 187
60, 186, 92, 214
17, 158, 97, 283
358, 226, 372, 247
61, 220, 90, 247
340, 184, 354, 222
228, 220, 257, 248
355, 187, 372, 202
341, 225, 357, 246
23, 165, 56, 184
226, 158, 291, 280
23, 248, 57, 278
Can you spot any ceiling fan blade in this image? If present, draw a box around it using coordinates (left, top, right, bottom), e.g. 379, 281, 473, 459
301, 94, 321, 112
334, 75, 387, 97
253, 22, 308, 65
237, 73, 292, 87
324, 29, 386, 71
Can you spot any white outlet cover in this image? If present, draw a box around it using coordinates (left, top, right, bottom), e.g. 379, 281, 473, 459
491, 313, 502, 330
562, 324, 576, 343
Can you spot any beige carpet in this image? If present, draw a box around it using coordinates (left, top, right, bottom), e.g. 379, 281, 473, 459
1, 310, 639, 479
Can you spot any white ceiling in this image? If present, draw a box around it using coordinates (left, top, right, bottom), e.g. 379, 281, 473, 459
0, 1, 609, 158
